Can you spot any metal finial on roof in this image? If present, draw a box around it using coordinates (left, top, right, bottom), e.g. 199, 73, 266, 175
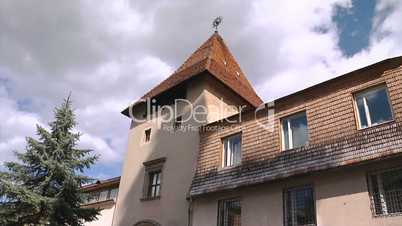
212, 16, 223, 32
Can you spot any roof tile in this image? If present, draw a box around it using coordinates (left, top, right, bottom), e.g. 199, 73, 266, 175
140, 32, 263, 108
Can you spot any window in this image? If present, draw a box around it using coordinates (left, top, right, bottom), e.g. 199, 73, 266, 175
99, 189, 109, 201
84, 187, 119, 204
218, 199, 241, 226
148, 171, 162, 198
174, 116, 182, 131
144, 128, 151, 143
354, 85, 393, 129
142, 158, 165, 200
368, 167, 402, 216
86, 191, 100, 203
107, 188, 119, 200
222, 134, 242, 167
281, 112, 309, 150
284, 186, 316, 226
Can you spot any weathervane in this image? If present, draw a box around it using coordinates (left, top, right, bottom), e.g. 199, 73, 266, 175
212, 16, 223, 32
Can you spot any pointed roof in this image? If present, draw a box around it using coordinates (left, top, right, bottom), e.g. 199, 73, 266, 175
134, 32, 263, 109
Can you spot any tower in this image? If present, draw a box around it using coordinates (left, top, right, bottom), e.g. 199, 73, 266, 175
113, 32, 262, 226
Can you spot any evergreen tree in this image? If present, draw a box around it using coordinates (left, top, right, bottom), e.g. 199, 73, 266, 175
0, 97, 99, 226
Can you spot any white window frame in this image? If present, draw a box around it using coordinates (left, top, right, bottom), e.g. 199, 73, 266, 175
222, 133, 242, 168
354, 85, 394, 129
281, 111, 308, 150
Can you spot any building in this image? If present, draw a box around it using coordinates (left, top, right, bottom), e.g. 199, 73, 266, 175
113, 31, 261, 226
114, 31, 402, 226
190, 57, 402, 226
81, 177, 120, 226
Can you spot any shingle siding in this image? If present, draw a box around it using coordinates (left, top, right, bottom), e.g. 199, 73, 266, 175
190, 58, 402, 197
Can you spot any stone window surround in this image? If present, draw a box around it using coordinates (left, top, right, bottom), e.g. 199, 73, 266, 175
141, 157, 166, 201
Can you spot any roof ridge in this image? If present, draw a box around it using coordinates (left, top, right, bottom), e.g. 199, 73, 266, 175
205, 32, 218, 69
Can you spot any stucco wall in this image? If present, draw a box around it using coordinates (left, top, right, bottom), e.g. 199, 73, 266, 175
85, 205, 115, 226
113, 74, 247, 226
191, 159, 402, 226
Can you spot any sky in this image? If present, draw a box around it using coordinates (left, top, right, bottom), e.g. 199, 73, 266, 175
0, 0, 401, 179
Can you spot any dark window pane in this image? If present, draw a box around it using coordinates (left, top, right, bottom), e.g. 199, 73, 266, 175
291, 114, 308, 148
108, 188, 118, 200
174, 116, 182, 130
370, 175, 384, 215
218, 199, 241, 226
145, 129, 151, 142
231, 135, 241, 165
356, 97, 368, 128
285, 186, 316, 226
381, 169, 402, 214
365, 88, 393, 125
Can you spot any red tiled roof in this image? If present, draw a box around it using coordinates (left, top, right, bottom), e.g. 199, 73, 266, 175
81, 176, 120, 192
135, 32, 263, 108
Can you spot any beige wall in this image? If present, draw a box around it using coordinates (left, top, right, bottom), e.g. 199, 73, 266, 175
85, 205, 116, 226
113, 74, 247, 226
192, 159, 402, 226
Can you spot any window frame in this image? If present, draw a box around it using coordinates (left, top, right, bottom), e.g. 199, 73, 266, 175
283, 184, 317, 226
353, 84, 394, 130
107, 187, 119, 200
87, 191, 101, 204
141, 157, 166, 201
84, 186, 119, 205
280, 111, 309, 151
221, 133, 242, 168
148, 171, 162, 198
217, 197, 242, 226
367, 166, 402, 217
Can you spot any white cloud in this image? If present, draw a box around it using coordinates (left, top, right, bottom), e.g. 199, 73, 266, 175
79, 133, 120, 164
0, 91, 42, 165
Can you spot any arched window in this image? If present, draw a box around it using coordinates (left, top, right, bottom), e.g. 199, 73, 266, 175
134, 219, 161, 226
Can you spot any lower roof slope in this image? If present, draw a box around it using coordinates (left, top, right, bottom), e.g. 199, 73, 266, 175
190, 122, 402, 196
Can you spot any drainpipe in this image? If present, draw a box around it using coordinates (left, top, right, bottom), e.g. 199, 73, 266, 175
187, 192, 193, 226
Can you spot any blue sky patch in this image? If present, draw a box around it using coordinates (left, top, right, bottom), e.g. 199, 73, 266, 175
333, 0, 376, 56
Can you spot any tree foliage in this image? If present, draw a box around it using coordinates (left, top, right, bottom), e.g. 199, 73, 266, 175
0, 97, 99, 225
